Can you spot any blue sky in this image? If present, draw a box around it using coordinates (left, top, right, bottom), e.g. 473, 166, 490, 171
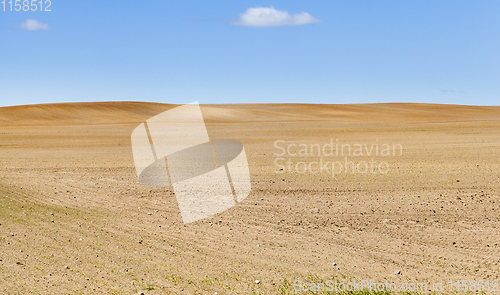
1, 0, 499, 107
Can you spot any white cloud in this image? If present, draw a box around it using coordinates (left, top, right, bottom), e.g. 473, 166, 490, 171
234, 7, 320, 27
19, 19, 49, 31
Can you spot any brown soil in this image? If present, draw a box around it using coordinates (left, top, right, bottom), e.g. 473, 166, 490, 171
1, 102, 500, 294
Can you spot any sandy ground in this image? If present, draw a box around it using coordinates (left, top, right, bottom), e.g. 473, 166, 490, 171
1, 102, 500, 294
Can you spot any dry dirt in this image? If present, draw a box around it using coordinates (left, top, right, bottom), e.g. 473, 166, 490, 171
1, 102, 500, 294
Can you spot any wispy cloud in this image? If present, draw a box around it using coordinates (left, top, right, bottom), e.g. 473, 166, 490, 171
233, 7, 320, 27
439, 89, 465, 93
19, 19, 49, 31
